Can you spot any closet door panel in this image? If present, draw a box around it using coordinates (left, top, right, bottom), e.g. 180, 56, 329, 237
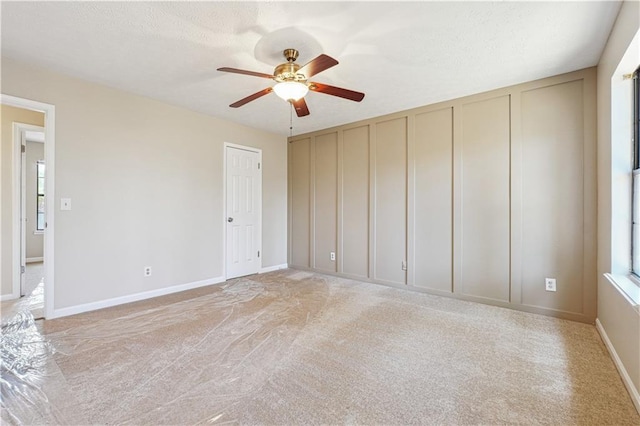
342, 126, 370, 278
459, 96, 510, 301
414, 108, 453, 292
291, 138, 311, 267
374, 118, 407, 285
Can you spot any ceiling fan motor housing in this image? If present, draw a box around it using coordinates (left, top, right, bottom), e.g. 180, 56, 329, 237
274, 49, 306, 83
274, 62, 304, 82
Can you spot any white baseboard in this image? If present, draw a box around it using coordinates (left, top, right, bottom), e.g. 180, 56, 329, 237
260, 263, 288, 274
0, 292, 19, 302
596, 318, 640, 414
26, 257, 43, 263
50, 276, 225, 319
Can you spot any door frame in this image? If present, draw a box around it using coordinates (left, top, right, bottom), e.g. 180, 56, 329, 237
14, 123, 45, 297
223, 142, 262, 280
2, 94, 55, 319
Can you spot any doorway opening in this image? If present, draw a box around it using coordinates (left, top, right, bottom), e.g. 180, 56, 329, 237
19, 125, 45, 318
224, 143, 262, 280
1, 94, 56, 320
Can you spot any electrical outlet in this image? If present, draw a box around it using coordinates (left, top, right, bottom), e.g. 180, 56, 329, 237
402, 260, 407, 271
144, 266, 152, 277
330, 252, 336, 261
545, 278, 556, 292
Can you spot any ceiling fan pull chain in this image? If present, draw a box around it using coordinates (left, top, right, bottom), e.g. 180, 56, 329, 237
289, 102, 293, 137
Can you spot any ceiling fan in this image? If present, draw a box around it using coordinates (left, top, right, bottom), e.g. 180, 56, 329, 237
217, 48, 365, 117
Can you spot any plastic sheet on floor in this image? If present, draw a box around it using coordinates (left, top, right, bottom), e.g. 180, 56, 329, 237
0, 310, 65, 425
1, 284, 45, 324
1, 271, 331, 424
1, 269, 639, 424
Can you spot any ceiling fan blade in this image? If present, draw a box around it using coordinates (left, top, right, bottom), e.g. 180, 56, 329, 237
291, 98, 310, 117
309, 82, 365, 102
218, 67, 274, 79
298, 54, 339, 79
229, 88, 273, 108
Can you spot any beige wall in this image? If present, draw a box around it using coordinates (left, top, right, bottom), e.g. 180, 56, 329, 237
0, 105, 45, 297
596, 0, 640, 402
289, 67, 597, 323
1, 58, 287, 310
26, 141, 44, 259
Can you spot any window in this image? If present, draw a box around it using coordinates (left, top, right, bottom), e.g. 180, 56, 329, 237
36, 160, 45, 231
632, 66, 640, 275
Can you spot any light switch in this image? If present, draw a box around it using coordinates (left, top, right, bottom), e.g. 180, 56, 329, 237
61, 198, 71, 211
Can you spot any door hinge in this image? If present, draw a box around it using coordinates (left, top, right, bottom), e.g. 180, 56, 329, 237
258, 250, 260, 258
21, 265, 25, 274
258, 162, 261, 170
21, 144, 26, 153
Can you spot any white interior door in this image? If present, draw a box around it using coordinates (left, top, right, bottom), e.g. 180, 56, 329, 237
226, 146, 261, 279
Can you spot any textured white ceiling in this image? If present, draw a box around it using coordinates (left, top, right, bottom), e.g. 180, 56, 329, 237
1, 1, 621, 136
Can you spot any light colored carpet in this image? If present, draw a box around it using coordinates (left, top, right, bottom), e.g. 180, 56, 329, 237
24, 261, 44, 297
1, 269, 638, 424
0, 263, 44, 321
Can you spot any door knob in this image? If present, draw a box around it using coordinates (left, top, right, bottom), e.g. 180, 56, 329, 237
227, 217, 234, 223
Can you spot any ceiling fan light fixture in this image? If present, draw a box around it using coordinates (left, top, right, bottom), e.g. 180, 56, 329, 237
273, 81, 309, 101
219, 49, 364, 115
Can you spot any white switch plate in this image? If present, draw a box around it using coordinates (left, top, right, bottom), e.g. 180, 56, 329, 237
61, 198, 71, 210
545, 278, 557, 292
